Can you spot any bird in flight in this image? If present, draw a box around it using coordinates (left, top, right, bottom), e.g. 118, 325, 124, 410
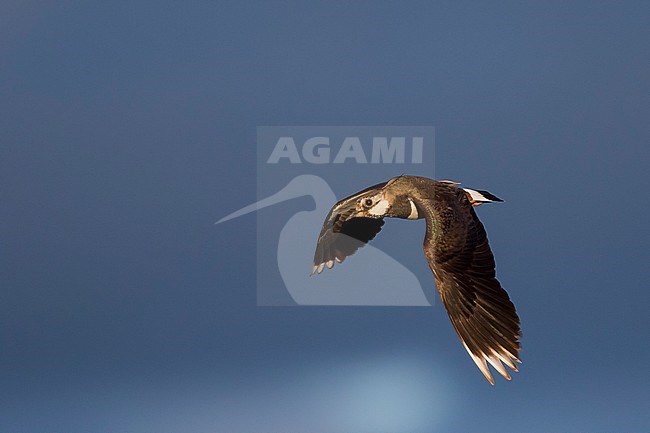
312, 175, 521, 384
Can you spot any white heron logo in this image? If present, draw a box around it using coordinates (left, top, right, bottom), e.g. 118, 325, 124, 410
217, 174, 430, 306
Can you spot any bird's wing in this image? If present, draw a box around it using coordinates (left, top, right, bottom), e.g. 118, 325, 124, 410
312, 182, 386, 274
423, 188, 521, 384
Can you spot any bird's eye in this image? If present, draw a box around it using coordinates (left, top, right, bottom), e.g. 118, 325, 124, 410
364, 198, 373, 207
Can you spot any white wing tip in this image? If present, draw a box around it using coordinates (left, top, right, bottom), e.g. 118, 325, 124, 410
461, 341, 520, 385
461, 341, 495, 385
312, 259, 338, 275
311, 262, 326, 275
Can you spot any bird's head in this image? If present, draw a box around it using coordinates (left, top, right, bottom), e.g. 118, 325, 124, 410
354, 191, 391, 218
353, 178, 421, 221
353, 191, 420, 220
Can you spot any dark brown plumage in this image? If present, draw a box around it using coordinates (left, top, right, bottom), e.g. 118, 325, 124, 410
312, 175, 521, 384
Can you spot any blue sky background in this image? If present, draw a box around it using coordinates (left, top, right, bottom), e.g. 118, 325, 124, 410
2, 1, 649, 432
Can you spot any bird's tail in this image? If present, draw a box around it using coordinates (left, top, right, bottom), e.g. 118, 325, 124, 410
462, 188, 504, 206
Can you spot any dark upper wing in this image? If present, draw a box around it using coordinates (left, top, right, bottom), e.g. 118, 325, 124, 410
423, 188, 521, 384
312, 182, 386, 274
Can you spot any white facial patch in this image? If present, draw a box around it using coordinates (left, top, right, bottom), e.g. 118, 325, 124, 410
368, 199, 390, 216
407, 199, 419, 219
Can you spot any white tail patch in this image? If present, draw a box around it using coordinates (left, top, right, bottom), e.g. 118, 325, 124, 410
462, 188, 503, 207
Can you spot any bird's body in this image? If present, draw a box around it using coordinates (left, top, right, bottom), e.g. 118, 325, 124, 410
312, 175, 522, 384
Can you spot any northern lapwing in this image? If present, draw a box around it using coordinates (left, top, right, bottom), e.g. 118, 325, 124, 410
312, 175, 521, 384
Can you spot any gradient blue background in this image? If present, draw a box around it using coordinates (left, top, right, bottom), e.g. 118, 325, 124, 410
2, 1, 649, 432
